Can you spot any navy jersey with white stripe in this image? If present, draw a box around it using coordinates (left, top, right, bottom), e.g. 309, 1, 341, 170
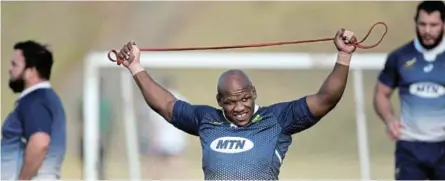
1, 83, 66, 180
170, 96, 318, 180
378, 39, 445, 142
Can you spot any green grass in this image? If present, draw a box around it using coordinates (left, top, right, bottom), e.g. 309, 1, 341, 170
1, 1, 416, 179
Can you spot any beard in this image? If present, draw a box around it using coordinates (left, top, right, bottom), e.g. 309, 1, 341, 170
416, 28, 444, 50
8, 77, 25, 93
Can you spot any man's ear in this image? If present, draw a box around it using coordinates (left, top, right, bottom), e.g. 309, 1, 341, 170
251, 86, 257, 100
216, 94, 223, 107
24, 67, 36, 80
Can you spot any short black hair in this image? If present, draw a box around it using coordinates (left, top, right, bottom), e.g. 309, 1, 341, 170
415, 1, 445, 22
14, 40, 53, 80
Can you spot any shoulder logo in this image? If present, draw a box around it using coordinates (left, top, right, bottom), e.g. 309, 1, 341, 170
210, 136, 254, 153
409, 82, 445, 98
251, 114, 263, 124
404, 57, 416, 68
209, 121, 224, 125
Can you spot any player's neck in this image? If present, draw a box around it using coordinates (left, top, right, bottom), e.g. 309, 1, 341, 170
414, 36, 445, 61
414, 36, 445, 53
25, 78, 48, 89
18, 79, 51, 100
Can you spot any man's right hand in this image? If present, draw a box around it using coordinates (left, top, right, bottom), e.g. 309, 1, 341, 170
117, 41, 143, 74
385, 118, 404, 140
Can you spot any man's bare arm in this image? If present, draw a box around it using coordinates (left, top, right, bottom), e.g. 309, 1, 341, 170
132, 69, 177, 121
306, 52, 350, 118
373, 82, 397, 123
117, 41, 177, 121
18, 133, 50, 180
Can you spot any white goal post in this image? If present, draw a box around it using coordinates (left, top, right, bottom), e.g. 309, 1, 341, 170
83, 51, 387, 181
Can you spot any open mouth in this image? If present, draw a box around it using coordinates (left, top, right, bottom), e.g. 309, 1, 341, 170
234, 112, 248, 120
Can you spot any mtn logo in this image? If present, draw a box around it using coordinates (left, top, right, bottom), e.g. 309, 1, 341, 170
409, 82, 445, 98
210, 136, 254, 154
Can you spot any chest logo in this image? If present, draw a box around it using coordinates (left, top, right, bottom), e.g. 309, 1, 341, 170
210, 136, 254, 153
409, 82, 445, 98
423, 64, 434, 73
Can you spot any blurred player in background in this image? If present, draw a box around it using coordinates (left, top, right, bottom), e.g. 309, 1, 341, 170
1, 41, 66, 180
137, 76, 189, 179
373, 1, 445, 180
113, 27, 355, 180
78, 79, 113, 180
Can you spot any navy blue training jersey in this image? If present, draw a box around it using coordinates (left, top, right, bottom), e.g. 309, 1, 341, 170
170, 96, 318, 180
378, 40, 445, 142
1, 82, 66, 180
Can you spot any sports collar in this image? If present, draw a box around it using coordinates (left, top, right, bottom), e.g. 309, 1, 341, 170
18, 81, 51, 100
413, 36, 445, 62
222, 104, 260, 127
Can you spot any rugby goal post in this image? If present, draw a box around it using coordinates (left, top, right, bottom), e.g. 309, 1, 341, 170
83, 51, 387, 181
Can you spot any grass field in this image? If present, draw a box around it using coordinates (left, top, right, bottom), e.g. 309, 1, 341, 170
1, 1, 417, 179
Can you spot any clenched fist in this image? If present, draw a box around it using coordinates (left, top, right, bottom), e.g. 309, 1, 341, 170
334, 29, 357, 54
386, 118, 404, 141
117, 41, 141, 69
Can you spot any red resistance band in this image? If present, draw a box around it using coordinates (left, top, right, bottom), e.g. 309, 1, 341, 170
108, 22, 388, 65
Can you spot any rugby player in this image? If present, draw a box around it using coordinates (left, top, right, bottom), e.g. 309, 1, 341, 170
373, 1, 445, 180
1, 41, 66, 180
115, 28, 356, 180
